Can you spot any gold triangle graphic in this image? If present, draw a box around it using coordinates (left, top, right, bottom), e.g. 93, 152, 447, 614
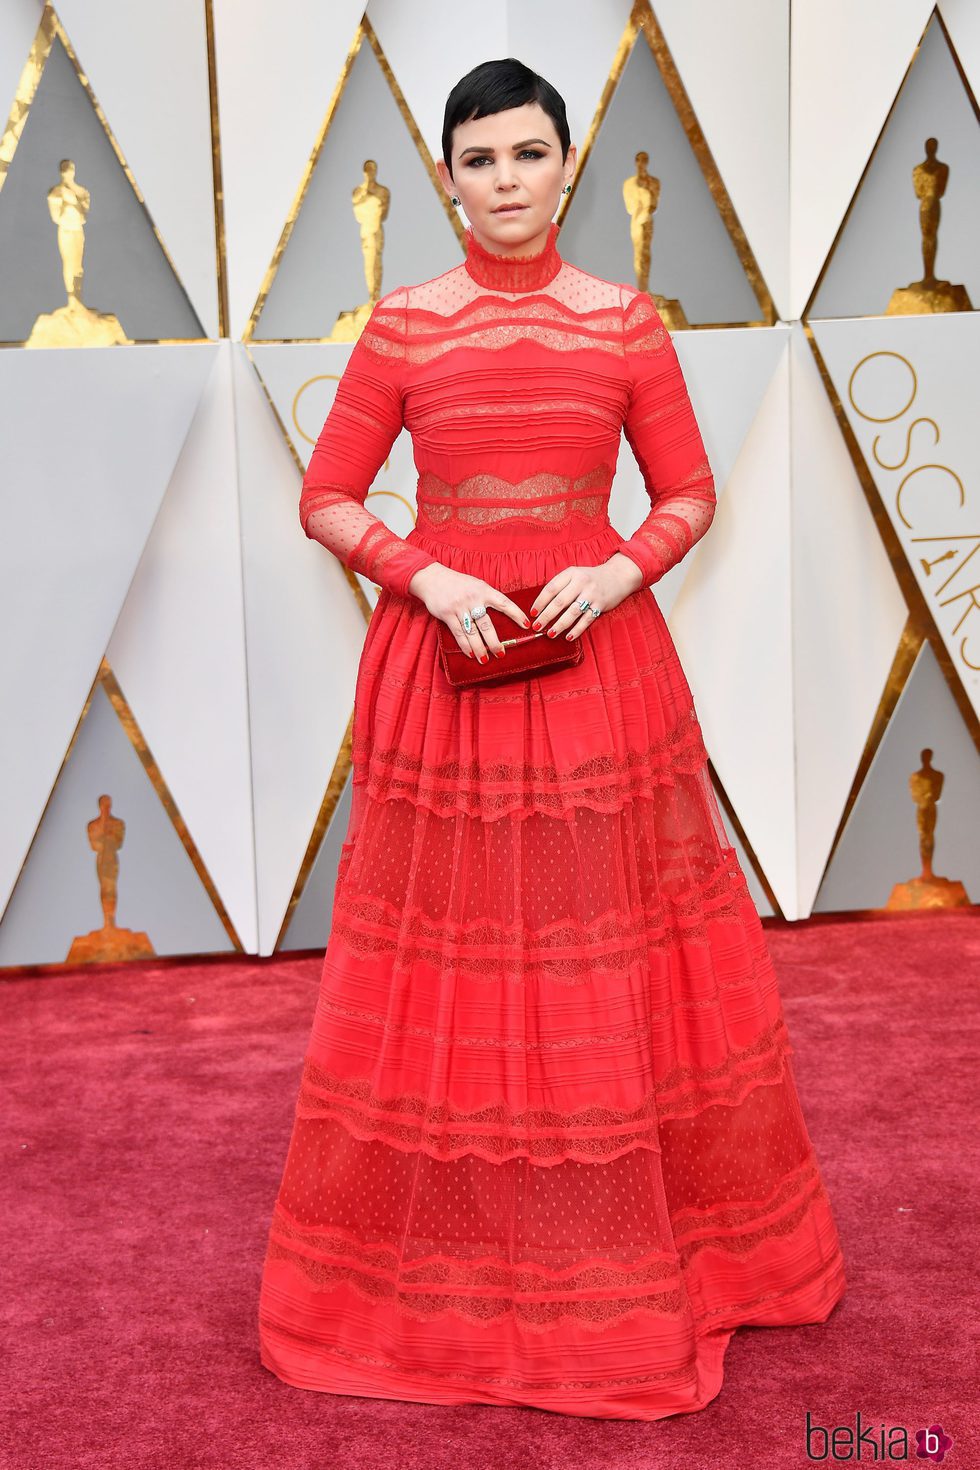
243, 10, 461, 345
562, 0, 776, 328
0, 2, 208, 344
0, 658, 244, 968
802, 4, 980, 321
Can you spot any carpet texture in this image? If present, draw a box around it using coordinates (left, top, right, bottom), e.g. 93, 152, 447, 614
3, 909, 977, 1470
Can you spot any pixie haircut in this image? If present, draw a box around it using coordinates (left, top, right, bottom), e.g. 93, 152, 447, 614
442, 58, 570, 174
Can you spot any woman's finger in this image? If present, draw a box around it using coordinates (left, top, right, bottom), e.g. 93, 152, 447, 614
471, 606, 505, 661
545, 589, 595, 639
452, 607, 496, 663
562, 607, 597, 641
503, 597, 532, 629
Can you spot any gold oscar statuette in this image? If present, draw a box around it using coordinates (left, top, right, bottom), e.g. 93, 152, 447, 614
886, 138, 972, 316
66, 794, 155, 964
26, 158, 132, 347
622, 151, 687, 330
329, 159, 390, 341
884, 748, 971, 910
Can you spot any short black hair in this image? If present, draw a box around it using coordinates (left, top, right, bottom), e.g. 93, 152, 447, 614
442, 58, 570, 176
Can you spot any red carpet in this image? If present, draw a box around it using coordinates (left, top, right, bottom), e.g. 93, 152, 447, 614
3, 909, 977, 1469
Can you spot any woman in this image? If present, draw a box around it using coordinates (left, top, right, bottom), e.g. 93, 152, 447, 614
257, 57, 846, 1421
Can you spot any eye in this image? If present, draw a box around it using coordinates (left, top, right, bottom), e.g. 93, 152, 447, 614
466, 149, 545, 167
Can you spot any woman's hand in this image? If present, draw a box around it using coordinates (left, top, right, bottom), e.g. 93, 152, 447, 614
530, 554, 645, 640
407, 564, 531, 664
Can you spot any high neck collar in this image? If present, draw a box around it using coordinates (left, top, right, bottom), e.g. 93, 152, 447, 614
463, 220, 562, 292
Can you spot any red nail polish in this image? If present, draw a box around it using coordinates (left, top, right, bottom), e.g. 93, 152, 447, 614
479, 654, 488, 663
523, 618, 531, 628
532, 621, 541, 630
565, 633, 573, 640
547, 629, 557, 638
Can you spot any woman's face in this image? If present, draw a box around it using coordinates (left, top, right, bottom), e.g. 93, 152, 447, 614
437, 101, 576, 257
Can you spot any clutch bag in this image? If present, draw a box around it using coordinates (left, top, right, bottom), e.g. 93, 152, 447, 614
436, 583, 585, 689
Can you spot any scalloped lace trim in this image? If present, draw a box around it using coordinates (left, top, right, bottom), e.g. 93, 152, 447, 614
295, 1014, 791, 1161
264, 1150, 827, 1334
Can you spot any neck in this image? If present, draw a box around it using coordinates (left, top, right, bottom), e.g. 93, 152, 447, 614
463, 220, 563, 292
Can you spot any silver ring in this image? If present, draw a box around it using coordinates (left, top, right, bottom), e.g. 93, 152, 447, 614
461, 612, 472, 633
590, 606, 601, 618
577, 597, 591, 612
470, 603, 487, 620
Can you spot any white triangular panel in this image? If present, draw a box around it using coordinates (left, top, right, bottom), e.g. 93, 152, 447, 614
614, 323, 788, 620
106, 343, 257, 950
235, 345, 367, 953
253, 339, 420, 611
53, 0, 219, 338
0, 0, 43, 135
282, 771, 354, 952
656, 0, 790, 317
808, 15, 980, 322
212, 0, 366, 339
814, 638, 980, 911
790, 0, 935, 317
0, 344, 216, 918
789, 323, 907, 915
669, 339, 798, 915
370, 0, 509, 176
940, 0, 980, 98
0, 681, 234, 967
812, 312, 980, 725
374, 0, 641, 207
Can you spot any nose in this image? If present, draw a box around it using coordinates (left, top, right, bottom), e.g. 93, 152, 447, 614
494, 162, 519, 188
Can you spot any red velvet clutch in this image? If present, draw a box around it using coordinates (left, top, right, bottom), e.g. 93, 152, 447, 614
436, 584, 585, 689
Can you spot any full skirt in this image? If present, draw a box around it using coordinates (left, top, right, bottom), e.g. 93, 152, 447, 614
257, 524, 846, 1419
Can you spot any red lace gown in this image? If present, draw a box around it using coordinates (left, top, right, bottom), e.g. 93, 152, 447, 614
257, 221, 846, 1419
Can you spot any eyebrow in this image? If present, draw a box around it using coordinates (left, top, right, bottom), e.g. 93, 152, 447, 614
459, 138, 551, 157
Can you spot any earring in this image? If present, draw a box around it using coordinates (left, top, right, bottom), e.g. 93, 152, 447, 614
562, 183, 571, 195
451, 195, 460, 206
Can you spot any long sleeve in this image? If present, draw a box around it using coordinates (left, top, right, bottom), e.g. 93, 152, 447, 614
298, 286, 438, 600
616, 286, 716, 586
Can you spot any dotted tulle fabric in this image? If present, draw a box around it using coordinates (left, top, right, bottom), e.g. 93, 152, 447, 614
260, 221, 846, 1420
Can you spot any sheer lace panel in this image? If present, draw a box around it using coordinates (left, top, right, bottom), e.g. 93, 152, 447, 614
299, 289, 436, 600
409, 251, 625, 317
618, 288, 716, 586
379, 248, 633, 365
265, 1153, 828, 1335
349, 701, 709, 819
295, 1014, 792, 1161
416, 465, 613, 534
384, 301, 632, 364
332, 779, 754, 983
264, 1056, 826, 1334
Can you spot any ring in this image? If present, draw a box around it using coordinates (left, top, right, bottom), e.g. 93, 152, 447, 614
470, 603, 487, 619
577, 597, 591, 612
590, 606, 601, 618
461, 612, 472, 633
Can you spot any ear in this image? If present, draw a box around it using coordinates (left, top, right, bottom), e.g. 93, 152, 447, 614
436, 159, 454, 196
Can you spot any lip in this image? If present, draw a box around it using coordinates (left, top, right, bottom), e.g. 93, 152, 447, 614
493, 204, 527, 213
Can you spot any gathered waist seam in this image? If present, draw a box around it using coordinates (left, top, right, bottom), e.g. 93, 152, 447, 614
406, 522, 626, 550
417, 488, 609, 509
